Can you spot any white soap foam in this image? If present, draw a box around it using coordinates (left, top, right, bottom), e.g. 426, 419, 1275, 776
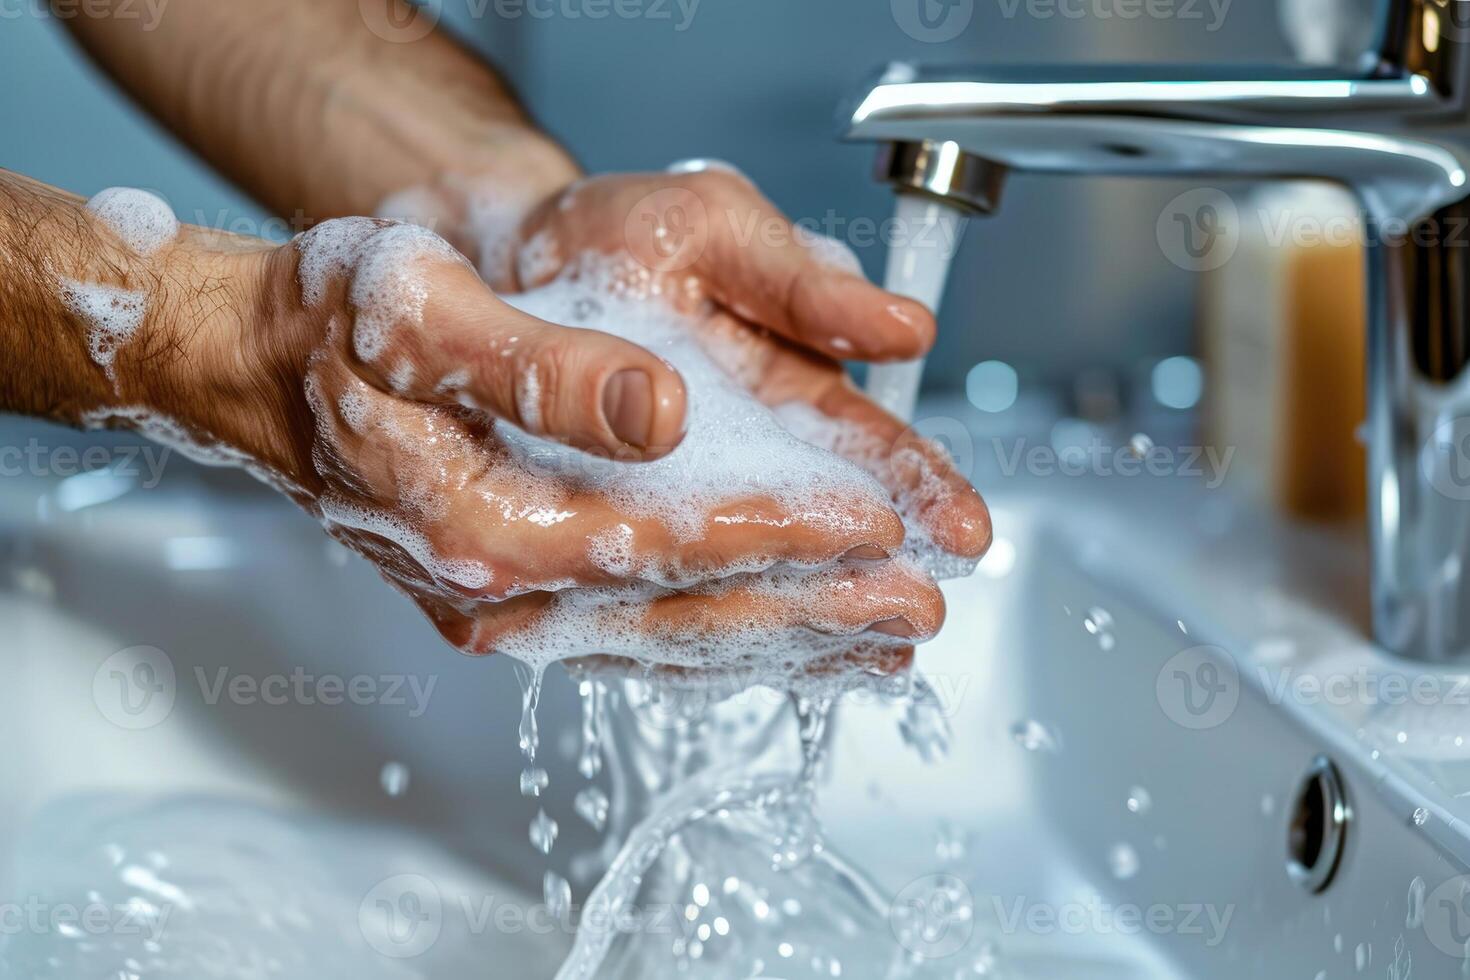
492, 255, 892, 549
58, 279, 146, 380
79, 405, 304, 498
516, 228, 562, 286
436, 368, 471, 394
461, 182, 542, 285
85, 187, 179, 256
492, 565, 919, 677
294, 217, 468, 365
515, 362, 543, 433
319, 493, 491, 592
388, 358, 415, 394
586, 523, 637, 578
774, 401, 977, 581
374, 185, 445, 230
337, 383, 372, 434
378, 179, 540, 287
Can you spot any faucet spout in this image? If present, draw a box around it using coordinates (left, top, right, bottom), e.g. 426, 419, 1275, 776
847, 7, 1470, 661
875, 139, 1007, 215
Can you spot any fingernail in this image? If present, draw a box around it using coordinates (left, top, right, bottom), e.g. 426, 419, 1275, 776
869, 617, 916, 638
603, 369, 654, 448
844, 545, 890, 561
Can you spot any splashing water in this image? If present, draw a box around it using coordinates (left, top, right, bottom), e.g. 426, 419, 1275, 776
1084, 606, 1116, 651
1010, 719, 1061, 754
899, 672, 953, 763
574, 786, 611, 833
377, 761, 410, 798
530, 809, 560, 856
1407, 876, 1426, 928
579, 680, 606, 780
521, 767, 550, 798
1108, 843, 1141, 880
517, 664, 544, 762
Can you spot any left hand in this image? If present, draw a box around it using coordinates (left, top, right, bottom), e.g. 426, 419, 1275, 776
520, 168, 991, 560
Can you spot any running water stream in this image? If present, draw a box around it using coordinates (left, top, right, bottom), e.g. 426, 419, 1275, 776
864, 194, 969, 422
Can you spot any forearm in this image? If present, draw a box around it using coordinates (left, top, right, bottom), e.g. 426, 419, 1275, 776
58, 0, 580, 222
0, 169, 289, 459
0, 170, 160, 422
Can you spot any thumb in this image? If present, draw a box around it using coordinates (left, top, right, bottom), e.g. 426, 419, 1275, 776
406, 280, 688, 460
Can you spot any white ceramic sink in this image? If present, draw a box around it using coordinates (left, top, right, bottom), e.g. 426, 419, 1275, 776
1, 406, 1467, 977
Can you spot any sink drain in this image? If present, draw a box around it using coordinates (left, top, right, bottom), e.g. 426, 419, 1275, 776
1286, 756, 1350, 893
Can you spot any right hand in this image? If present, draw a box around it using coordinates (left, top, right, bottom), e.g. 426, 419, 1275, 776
118, 219, 943, 660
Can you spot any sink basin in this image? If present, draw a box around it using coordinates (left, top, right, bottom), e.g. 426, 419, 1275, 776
1, 405, 1466, 978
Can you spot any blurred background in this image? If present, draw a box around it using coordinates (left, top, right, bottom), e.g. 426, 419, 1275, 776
0, 0, 1379, 392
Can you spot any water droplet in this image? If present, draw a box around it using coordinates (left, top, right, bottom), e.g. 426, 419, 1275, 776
1128, 433, 1155, 458
970, 941, 1000, 976
516, 665, 543, 762
1010, 719, 1060, 753
900, 674, 951, 763
1126, 786, 1152, 815
936, 821, 967, 862
1413, 806, 1430, 827
1407, 876, 1426, 928
529, 808, 558, 855
770, 802, 822, 871
1333, 933, 1343, 953
1261, 794, 1276, 817
1108, 843, 1140, 880
379, 761, 410, 798
543, 871, 571, 920
1355, 941, 1370, 971
1083, 607, 1115, 650
574, 785, 609, 832
577, 680, 604, 780
520, 766, 548, 797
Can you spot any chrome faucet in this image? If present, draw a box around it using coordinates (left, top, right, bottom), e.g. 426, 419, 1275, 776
844, 3, 1470, 662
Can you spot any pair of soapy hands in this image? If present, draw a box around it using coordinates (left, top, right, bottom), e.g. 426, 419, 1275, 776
199, 168, 990, 662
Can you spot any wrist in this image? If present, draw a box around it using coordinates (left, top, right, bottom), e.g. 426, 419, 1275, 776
115, 231, 314, 491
